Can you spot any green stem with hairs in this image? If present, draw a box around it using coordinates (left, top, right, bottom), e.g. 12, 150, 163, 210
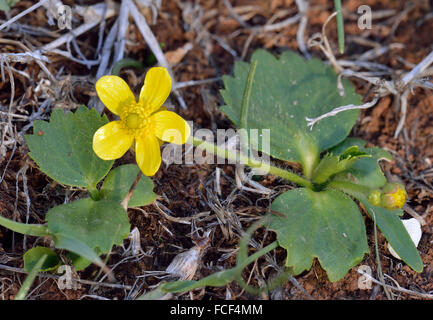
327, 180, 372, 200
0, 215, 50, 237
87, 184, 101, 201
239, 240, 279, 269
111, 58, 144, 76
235, 218, 290, 295
15, 254, 47, 300
188, 136, 314, 189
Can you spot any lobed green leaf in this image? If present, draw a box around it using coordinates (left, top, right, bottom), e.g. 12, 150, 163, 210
46, 198, 130, 255
25, 106, 114, 189
330, 138, 392, 189
269, 188, 369, 282
220, 50, 362, 173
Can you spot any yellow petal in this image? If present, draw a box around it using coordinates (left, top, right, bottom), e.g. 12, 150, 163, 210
93, 121, 133, 160
96, 75, 135, 115
150, 111, 191, 145
135, 134, 161, 176
139, 67, 172, 114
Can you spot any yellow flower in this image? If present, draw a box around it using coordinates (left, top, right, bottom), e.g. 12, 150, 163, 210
92, 67, 190, 176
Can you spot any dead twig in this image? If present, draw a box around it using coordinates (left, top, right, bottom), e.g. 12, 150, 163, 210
357, 269, 433, 299
0, 0, 50, 31
306, 97, 379, 130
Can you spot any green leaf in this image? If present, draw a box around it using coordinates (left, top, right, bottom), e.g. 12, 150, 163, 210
52, 234, 106, 270
312, 146, 371, 184
327, 181, 423, 273
360, 200, 423, 272
100, 164, 156, 207
0, 0, 9, 11
0, 0, 18, 11
46, 198, 130, 254
24, 247, 61, 272
66, 252, 92, 271
330, 138, 392, 189
220, 50, 361, 176
269, 188, 369, 282
25, 106, 114, 189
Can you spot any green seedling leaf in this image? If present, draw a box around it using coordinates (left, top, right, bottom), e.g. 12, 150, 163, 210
100, 164, 156, 207
269, 188, 369, 282
25, 106, 114, 189
15, 254, 47, 300
330, 138, 392, 189
0, 0, 19, 11
220, 49, 361, 176
312, 146, 371, 184
66, 252, 92, 271
24, 247, 61, 272
46, 198, 130, 255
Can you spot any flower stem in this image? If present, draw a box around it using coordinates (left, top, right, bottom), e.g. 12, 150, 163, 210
327, 180, 371, 199
121, 171, 142, 210
334, 0, 345, 54
88, 184, 101, 201
189, 136, 314, 189
0, 215, 50, 237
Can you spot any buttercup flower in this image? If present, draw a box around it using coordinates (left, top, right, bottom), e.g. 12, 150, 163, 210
93, 67, 190, 176
367, 183, 407, 209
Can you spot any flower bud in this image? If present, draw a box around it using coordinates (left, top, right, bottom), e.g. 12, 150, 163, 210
381, 183, 406, 209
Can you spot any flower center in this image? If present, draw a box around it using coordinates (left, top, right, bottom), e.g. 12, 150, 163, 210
120, 103, 152, 137
125, 113, 140, 129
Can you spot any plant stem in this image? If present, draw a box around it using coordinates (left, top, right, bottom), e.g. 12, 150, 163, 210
88, 184, 101, 201
240, 241, 279, 269
121, 171, 142, 210
327, 180, 371, 199
111, 58, 144, 76
15, 254, 47, 300
189, 136, 313, 189
0, 215, 50, 237
334, 0, 345, 54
